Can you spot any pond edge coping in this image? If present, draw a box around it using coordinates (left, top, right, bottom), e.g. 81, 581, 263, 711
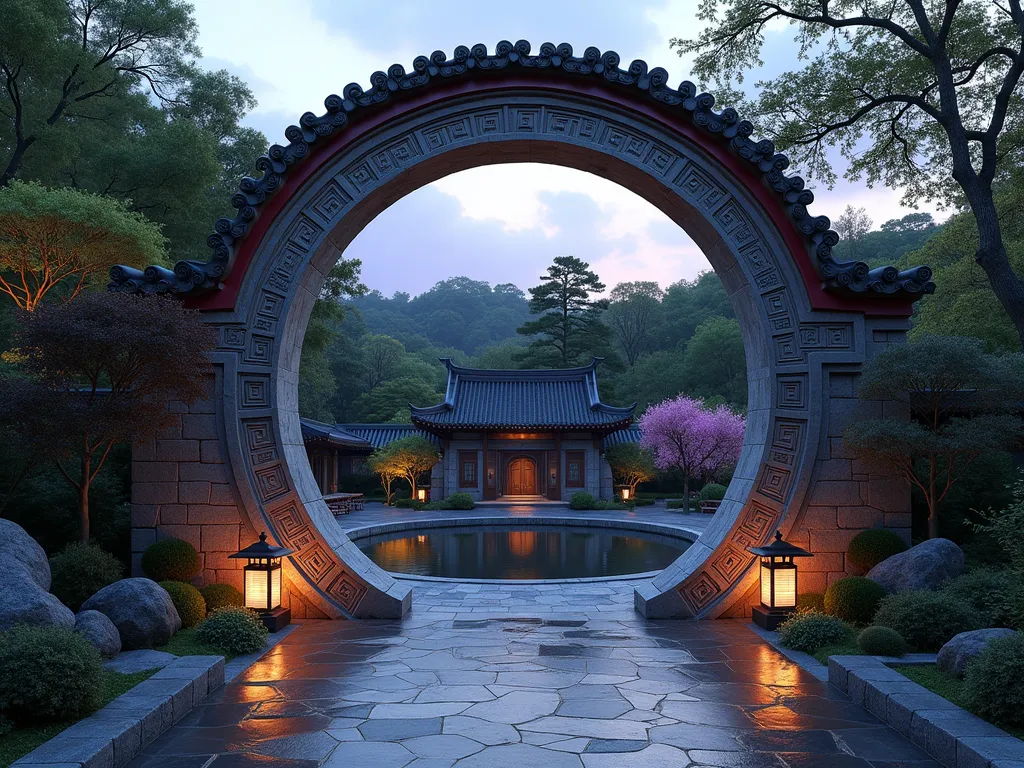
12, 624, 299, 768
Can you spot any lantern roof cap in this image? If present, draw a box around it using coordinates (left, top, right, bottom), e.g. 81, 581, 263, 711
229, 531, 294, 559
747, 530, 813, 558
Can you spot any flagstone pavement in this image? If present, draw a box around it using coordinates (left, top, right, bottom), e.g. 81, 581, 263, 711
126, 581, 941, 768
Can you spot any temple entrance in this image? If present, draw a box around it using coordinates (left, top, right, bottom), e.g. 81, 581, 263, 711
506, 457, 538, 497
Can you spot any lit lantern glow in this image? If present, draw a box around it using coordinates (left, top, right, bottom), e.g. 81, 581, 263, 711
229, 532, 295, 631
417, 489, 427, 502
747, 530, 813, 630
621, 487, 631, 502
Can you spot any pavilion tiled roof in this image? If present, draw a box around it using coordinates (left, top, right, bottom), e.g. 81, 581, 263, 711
299, 419, 374, 450
602, 426, 643, 449
410, 358, 636, 432
339, 424, 440, 449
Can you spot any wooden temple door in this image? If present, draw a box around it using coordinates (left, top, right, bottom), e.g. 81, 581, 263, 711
508, 458, 537, 495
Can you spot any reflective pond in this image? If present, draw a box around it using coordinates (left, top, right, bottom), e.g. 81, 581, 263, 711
356, 525, 690, 580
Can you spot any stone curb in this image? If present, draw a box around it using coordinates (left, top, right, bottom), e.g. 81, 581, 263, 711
828, 655, 1024, 768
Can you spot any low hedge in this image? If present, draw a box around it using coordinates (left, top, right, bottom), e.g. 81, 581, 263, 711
49, 543, 123, 611
778, 611, 853, 653
857, 626, 907, 657
0, 625, 102, 722
873, 590, 982, 651
699, 483, 727, 501
847, 529, 908, 572
569, 492, 596, 510
824, 576, 887, 624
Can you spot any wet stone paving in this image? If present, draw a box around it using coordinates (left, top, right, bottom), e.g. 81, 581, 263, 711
127, 582, 941, 768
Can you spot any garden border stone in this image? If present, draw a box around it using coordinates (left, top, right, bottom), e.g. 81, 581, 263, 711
11, 623, 297, 768
828, 654, 1024, 768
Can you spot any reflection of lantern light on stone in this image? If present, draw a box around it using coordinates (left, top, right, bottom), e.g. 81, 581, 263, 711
508, 530, 537, 557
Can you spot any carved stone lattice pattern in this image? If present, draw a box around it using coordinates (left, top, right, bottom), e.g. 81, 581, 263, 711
108, 40, 933, 299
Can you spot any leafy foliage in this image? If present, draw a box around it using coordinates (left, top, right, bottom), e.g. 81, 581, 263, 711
964, 633, 1024, 727
195, 606, 268, 656
199, 583, 244, 614
606, 282, 664, 366
605, 444, 657, 496
444, 492, 475, 510
159, 580, 206, 629
367, 436, 440, 501
973, 479, 1024, 572
699, 483, 728, 501
941, 569, 1018, 628
778, 611, 854, 653
797, 592, 826, 614
844, 336, 1024, 538
857, 626, 908, 657
49, 542, 123, 611
141, 538, 201, 582
873, 591, 982, 651
569, 492, 597, 510
0, 625, 102, 722
847, 530, 909, 572
0, 182, 167, 310
824, 577, 887, 624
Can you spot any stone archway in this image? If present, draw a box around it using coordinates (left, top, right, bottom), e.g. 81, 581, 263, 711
117, 42, 932, 620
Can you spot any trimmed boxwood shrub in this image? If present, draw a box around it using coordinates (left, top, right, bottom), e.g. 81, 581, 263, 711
445, 492, 474, 510
964, 633, 1024, 727
159, 580, 207, 628
49, 542, 123, 611
857, 626, 908, 657
941, 569, 1016, 628
0, 625, 102, 722
824, 576, 887, 624
200, 583, 244, 614
141, 538, 201, 582
873, 591, 982, 651
196, 606, 268, 655
569, 491, 596, 510
847, 529, 908, 572
699, 483, 727, 501
797, 592, 826, 614
778, 611, 853, 653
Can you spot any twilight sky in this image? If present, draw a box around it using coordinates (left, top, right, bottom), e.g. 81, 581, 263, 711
190, 0, 940, 297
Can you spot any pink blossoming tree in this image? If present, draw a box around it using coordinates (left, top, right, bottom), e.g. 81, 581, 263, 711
639, 396, 745, 510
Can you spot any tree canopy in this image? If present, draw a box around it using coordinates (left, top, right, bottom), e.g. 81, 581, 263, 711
673, 0, 1024, 345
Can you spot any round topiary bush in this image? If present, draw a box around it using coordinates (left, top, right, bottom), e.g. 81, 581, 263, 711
857, 626, 908, 657
195, 606, 268, 655
847, 529, 908, 572
824, 576, 888, 624
778, 611, 853, 653
873, 590, 982, 651
49, 542, 123, 611
964, 633, 1024, 727
446, 492, 474, 510
0, 625, 102, 722
797, 592, 826, 613
569, 491, 596, 510
699, 483, 727, 501
141, 538, 201, 582
200, 583, 244, 614
941, 569, 1016, 628
159, 581, 207, 628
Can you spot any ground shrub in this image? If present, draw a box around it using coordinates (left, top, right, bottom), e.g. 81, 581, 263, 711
195, 607, 268, 655
778, 611, 854, 653
824, 576, 887, 624
421, 500, 446, 510
0, 625, 102, 722
797, 592, 826, 613
941, 569, 1017, 627
633, 498, 655, 507
446, 493, 474, 510
48, 543, 123, 611
665, 499, 697, 510
141, 538, 201, 582
394, 498, 426, 510
964, 633, 1024, 727
847, 529, 908, 572
569, 492, 596, 510
699, 483, 727, 501
199, 583, 244, 614
873, 591, 982, 651
159, 581, 207, 628
857, 626, 908, 657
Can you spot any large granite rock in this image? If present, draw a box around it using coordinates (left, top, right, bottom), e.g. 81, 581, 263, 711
937, 628, 1019, 677
81, 578, 181, 650
866, 538, 964, 594
0, 518, 50, 590
74, 609, 121, 658
0, 565, 74, 632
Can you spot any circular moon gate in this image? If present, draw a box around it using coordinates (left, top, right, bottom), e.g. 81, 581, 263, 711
117, 43, 930, 620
